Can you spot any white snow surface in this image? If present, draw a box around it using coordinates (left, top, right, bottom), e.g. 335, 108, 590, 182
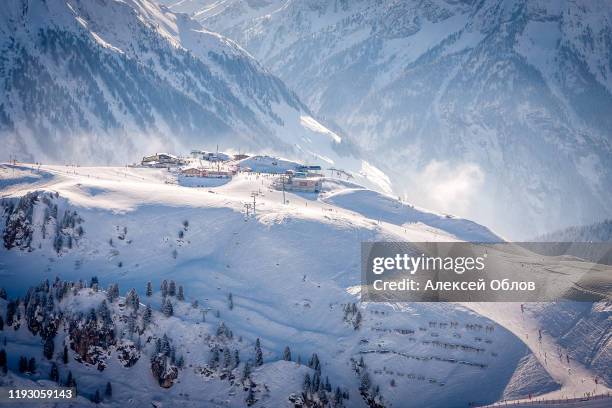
0, 163, 609, 407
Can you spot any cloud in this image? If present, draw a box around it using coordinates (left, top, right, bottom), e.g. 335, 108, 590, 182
408, 160, 485, 216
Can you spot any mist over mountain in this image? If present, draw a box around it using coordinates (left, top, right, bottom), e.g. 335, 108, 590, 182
167, 0, 612, 239
0, 0, 367, 182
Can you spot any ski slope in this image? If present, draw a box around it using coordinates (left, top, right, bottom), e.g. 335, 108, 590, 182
0, 163, 608, 407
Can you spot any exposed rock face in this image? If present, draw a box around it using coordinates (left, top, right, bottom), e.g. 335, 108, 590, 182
151, 354, 178, 388
69, 319, 116, 371
1, 191, 84, 254
2, 191, 37, 250
116, 340, 141, 368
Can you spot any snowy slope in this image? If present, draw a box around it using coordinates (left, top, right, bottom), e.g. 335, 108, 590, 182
169, 0, 612, 239
0, 0, 377, 193
1, 163, 595, 407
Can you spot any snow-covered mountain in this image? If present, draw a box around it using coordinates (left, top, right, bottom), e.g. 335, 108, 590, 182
0, 0, 380, 190
534, 219, 612, 242
1, 163, 609, 407
168, 0, 612, 239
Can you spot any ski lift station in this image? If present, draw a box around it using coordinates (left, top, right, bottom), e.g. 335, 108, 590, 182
272, 170, 322, 193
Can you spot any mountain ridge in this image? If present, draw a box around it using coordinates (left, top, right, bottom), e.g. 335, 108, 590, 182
169, 0, 612, 239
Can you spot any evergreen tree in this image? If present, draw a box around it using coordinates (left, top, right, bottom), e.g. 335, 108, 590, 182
105, 382, 112, 397
354, 310, 362, 330
162, 298, 173, 317
312, 371, 321, 392
0, 315, 3, 330
228, 293, 233, 310
334, 387, 343, 407
92, 389, 101, 404
223, 348, 231, 368
234, 349, 240, 369
28, 357, 36, 373
66, 371, 74, 387
359, 371, 371, 393
161, 280, 168, 297
303, 373, 311, 393
18, 356, 27, 373
209, 347, 219, 369
50, 362, 59, 382
283, 346, 291, 361
0, 288, 6, 300
255, 338, 263, 366
143, 304, 153, 328
125, 288, 139, 311
63, 345, 69, 364
43, 337, 55, 360
245, 383, 256, 406
168, 281, 176, 297
177, 286, 184, 301
241, 361, 251, 381
0, 349, 7, 374
146, 282, 153, 297
309, 353, 320, 373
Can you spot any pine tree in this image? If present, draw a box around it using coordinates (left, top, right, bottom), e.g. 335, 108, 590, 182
162, 298, 173, 317
63, 345, 69, 364
146, 282, 153, 297
168, 281, 176, 297
209, 347, 219, 369
303, 373, 311, 393
161, 280, 168, 297
66, 371, 74, 387
312, 371, 321, 392
228, 293, 233, 310
93, 389, 101, 404
0, 349, 7, 374
255, 338, 263, 366
126, 288, 139, 311
106, 283, 119, 303
105, 382, 112, 397
241, 361, 251, 381
283, 346, 291, 361
143, 304, 153, 328
0, 315, 4, 331
359, 371, 371, 393
354, 310, 362, 330
18, 356, 27, 373
223, 348, 231, 368
233, 349, 240, 368
50, 362, 59, 382
28, 357, 36, 373
334, 387, 342, 407
245, 383, 256, 406
177, 286, 184, 301
43, 337, 55, 360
